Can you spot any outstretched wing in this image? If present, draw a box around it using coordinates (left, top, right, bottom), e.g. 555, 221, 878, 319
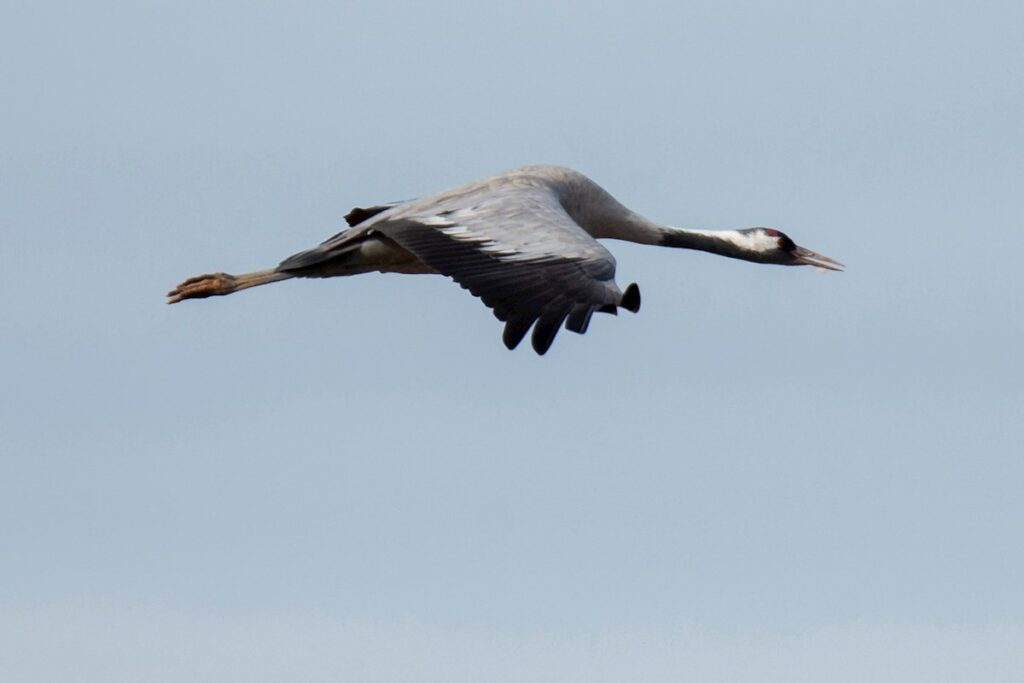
374, 183, 635, 354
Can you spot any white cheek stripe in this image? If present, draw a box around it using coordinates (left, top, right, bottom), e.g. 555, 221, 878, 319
684, 228, 776, 253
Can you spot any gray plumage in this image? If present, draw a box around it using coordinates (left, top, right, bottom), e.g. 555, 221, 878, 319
168, 165, 842, 354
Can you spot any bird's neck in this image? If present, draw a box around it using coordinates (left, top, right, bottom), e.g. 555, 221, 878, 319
607, 212, 757, 262
657, 226, 758, 260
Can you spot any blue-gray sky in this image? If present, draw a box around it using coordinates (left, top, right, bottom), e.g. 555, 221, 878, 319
2, 1, 1022, 680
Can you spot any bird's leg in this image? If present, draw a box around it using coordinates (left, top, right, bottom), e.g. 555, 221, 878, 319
166, 268, 290, 304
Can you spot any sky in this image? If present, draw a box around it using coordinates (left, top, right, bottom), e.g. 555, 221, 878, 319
2, 1, 1023, 680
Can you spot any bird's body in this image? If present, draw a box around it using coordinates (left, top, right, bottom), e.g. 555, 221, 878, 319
168, 165, 842, 354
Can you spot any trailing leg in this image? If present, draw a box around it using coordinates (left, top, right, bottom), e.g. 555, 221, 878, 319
166, 268, 291, 304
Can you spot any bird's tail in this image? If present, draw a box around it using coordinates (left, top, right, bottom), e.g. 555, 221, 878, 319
166, 268, 292, 304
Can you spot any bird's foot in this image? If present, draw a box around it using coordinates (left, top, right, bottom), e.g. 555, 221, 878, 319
166, 272, 237, 303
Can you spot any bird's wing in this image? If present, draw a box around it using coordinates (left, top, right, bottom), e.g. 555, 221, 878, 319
375, 183, 632, 354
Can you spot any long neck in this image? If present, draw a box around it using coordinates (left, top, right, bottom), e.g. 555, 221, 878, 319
604, 211, 756, 261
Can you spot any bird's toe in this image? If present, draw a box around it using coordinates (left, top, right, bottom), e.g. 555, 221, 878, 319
166, 272, 235, 303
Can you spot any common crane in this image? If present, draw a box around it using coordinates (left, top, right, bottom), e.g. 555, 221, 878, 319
167, 165, 842, 354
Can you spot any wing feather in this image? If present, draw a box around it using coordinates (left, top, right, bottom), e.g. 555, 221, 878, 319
372, 182, 630, 353
531, 299, 573, 355
565, 303, 595, 335
283, 176, 638, 354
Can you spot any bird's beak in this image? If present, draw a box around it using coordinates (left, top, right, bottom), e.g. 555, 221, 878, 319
793, 246, 844, 271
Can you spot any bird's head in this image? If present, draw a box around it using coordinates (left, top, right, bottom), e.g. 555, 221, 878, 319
736, 227, 844, 270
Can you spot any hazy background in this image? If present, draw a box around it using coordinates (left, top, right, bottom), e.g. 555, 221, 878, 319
2, 1, 1022, 680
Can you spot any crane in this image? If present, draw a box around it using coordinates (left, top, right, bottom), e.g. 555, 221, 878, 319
167, 165, 842, 354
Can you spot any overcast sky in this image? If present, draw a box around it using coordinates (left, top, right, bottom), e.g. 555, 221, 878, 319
2, 1, 1023, 681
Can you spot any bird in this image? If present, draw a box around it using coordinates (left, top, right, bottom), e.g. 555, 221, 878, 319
167, 165, 842, 354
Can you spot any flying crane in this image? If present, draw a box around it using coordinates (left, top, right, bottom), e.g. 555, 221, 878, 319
168, 165, 842, 354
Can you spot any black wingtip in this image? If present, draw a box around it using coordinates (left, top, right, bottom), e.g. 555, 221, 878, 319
621, 283, 641, 313
531, 308, 569, 355
565, 304, 594, 335
502, 315, 535, 350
